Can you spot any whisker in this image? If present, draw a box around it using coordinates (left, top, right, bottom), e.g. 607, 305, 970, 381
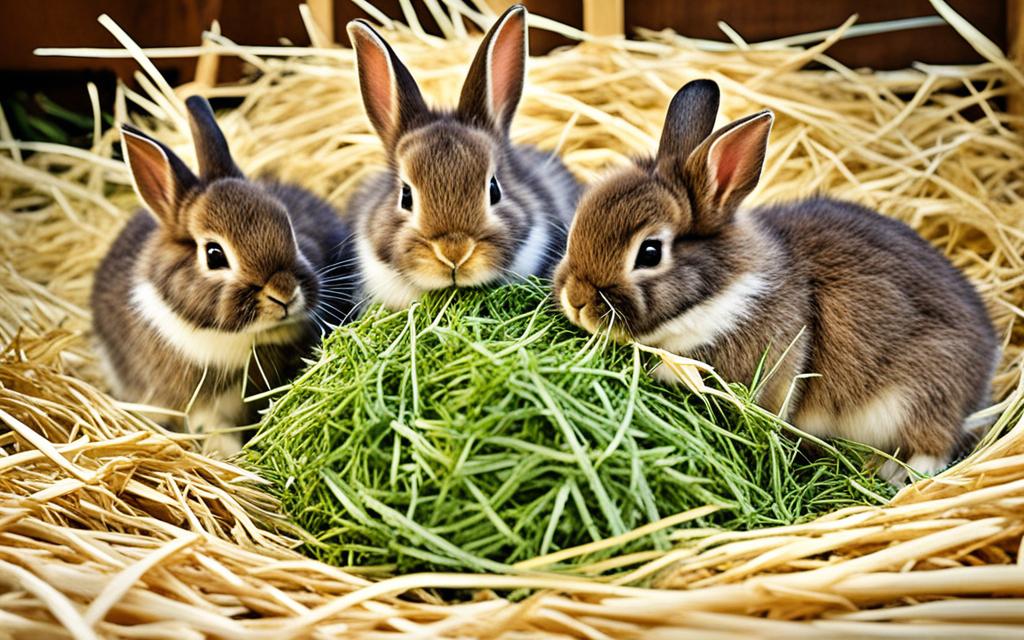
319, 275, 363, 285
316, 261, 362, 277
598, 291, 634, 338
342, 294, 378, 324
309, 309, 331, 338
316, 303, 348, 326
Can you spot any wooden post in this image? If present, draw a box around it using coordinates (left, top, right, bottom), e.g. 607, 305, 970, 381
483, 0, 515, 13
1010, 0, 1024, 115
583, 0, 624, 37
308, 0, 334, 44
193, 20, 221, 88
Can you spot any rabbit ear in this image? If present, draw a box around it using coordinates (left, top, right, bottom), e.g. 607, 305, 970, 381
656, 79, 720, 166
185, 95, 242, 181
457, 4, 527, 134
684, 110, 774, 234
347, 19, 427, 146
121, 126, 198, 226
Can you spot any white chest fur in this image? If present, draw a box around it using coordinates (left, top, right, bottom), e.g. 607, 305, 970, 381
356, 234, 422, 310
638, 272, 770, 355
506, 216, 549, 281
131, 281, 300, 370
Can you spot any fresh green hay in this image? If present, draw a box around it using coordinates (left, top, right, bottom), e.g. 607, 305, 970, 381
246, 280, 894, 575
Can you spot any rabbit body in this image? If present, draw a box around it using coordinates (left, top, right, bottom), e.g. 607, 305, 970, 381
345, 5, 579, 310
92, 98, 355, 454
644, 197, 996, 467
554, 80, 998, 476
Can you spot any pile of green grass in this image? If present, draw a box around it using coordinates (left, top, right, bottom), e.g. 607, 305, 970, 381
247, 280, 893, 574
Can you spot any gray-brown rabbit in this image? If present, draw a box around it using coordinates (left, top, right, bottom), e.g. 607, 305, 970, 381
553, 79, 998, 481
91, 96, 356, 454
345, 4, 579, 309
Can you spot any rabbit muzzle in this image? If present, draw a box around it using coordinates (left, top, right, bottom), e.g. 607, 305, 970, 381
262, 272, 304, 322
559, 275, 608, 334
430, 233, 478, 281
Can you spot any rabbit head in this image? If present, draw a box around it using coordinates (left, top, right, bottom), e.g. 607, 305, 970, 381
347, 5, 541, 297
554, 79, 774, 339
122, 96, 320, 334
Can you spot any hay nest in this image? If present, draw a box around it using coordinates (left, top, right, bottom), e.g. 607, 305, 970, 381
249, 282, 894, 575
2, 1, 1024, 636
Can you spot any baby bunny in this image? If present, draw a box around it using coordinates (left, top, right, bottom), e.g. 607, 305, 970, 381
345, 4, 579, 309
553, 79, 998, 480
92, 96, 355, 455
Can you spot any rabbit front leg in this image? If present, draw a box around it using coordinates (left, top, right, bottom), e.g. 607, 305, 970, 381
187, 391, 246, 456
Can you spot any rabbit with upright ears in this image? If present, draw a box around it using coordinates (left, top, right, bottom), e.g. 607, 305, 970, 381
91, 96, 356, 455
554, 79, 998, 480
345, 4, 579, 310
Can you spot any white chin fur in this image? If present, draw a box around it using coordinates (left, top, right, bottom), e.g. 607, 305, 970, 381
131, 281, 302, 370
637, 271, 770, 354
357, 234, 423, 310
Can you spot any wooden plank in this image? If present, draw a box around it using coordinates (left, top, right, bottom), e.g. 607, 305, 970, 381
483, 0, 516, 13
625, 0, 1005, 71
583, 0, 624, 36
307, 0, 334, 44
192, 20, 221, 87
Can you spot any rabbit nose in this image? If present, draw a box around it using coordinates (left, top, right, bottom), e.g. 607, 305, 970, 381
265, 276, 301, 318
560, 276, 598, 324
267, 295, 291, 316
431, 235, 477, 271
563, 276, 596, 310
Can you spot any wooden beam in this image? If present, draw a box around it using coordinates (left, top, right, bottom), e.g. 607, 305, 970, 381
483, 0, 516, 13
307, 0, 334, 44
583, 0, 624, 37
192, 20, 221, 88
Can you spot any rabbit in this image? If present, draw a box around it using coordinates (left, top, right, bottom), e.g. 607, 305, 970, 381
553, 79, 998, 482
344, 4, 579, 310
91, 96, 356, 455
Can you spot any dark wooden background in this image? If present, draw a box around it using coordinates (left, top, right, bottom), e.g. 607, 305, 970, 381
0, 0, 1009, 135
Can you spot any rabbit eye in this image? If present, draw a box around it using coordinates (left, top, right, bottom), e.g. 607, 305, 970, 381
489, 176, 502, 205
400, 182, 413, 211
205, 242, 229, 270
634, 239, 662, 269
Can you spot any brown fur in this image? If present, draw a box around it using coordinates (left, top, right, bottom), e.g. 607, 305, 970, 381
91, 97, 355, 449
345, 5, 579, 308
554, 80, 998, 469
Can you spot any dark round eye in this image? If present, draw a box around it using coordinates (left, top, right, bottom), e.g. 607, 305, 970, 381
489, 176, 501, 205
205, 242, 229, 270
634, 239, 662, 269
400, 182, 413, 211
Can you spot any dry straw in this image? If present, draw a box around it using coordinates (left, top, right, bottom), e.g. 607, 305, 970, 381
2, 0, 1024, 636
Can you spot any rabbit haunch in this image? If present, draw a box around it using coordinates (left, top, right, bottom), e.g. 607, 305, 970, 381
554, 79, 998, 479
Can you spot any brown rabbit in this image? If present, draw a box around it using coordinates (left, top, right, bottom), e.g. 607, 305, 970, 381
553, 79, 998, 481
345, 4, 579, 310
91, 96, 356, 455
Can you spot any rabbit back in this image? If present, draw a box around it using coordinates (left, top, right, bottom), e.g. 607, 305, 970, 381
756, 197, 997, 454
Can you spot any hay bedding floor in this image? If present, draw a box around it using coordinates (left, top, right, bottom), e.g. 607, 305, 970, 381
3, 1, 1024, 637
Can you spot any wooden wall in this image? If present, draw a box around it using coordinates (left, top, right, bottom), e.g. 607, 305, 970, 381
0, 1, 1010, 118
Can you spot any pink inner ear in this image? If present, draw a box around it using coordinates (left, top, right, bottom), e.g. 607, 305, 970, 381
125, 135, 172, 214
488, 13, 524, 120
711, 144, 743, 201
355, 31, 393, 131
709, 119, 768, 203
